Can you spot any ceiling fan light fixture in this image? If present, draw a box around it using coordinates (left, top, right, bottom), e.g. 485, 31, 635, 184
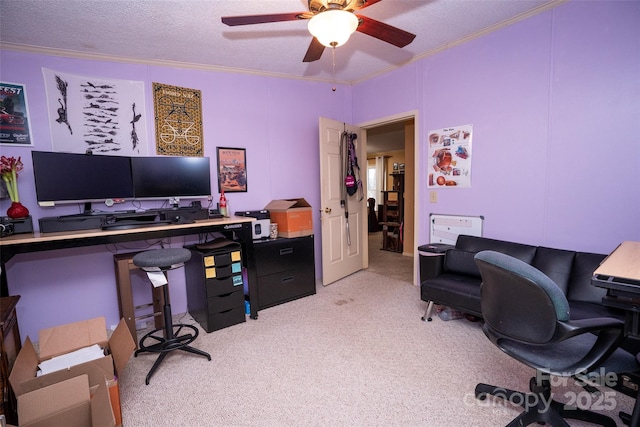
308, 9, 359, 48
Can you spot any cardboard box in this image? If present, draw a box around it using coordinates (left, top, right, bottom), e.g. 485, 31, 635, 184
264, 198, 313, 238
38, 317, 109, 361
17, 374, 114, 427
9, 317, 135, 427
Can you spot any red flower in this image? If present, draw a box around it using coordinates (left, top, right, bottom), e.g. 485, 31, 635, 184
1, 156, 24, 202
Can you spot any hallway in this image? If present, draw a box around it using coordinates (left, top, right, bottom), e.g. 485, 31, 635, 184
367, 231, 414, 284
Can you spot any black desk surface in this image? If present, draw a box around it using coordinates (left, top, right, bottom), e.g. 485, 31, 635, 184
0, 216, 254, 259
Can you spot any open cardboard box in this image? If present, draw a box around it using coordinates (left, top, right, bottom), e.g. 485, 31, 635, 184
264, 198, 313, 238
9, 317, 135, 427
17, 374, 114, 427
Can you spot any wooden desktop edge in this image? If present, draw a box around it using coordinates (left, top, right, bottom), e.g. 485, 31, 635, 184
0, 216, 260, 319
593, 241, 640, 283
0, 216, 256, 247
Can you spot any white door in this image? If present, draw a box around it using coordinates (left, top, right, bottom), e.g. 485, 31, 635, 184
318, 117, 366, 285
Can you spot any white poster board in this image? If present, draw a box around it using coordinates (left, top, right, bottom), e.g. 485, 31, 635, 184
42, 68, 148, 155
429, 214, 483, 245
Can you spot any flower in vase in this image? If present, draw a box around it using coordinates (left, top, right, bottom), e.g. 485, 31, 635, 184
1, 155, 24, 203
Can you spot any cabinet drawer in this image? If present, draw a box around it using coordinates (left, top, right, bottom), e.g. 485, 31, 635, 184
254, 236, 314, 276
257, 268, 316, 309
204, 306, 246, 333
187, 247, 242, 269
205, 274, 243, 297
204, 262, 242, 280
201, 250, 242, 268
207, 289, 244, 313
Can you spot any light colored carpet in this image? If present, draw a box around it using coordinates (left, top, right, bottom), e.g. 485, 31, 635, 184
367, 231, 414, 284
119, 270, 635, 426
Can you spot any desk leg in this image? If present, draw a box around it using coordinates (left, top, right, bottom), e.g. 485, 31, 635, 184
235, 224, 258, 320
114, 253, 166, 349
630, 394, 640, 427
114, 256, 138, 345
633, 354, 640, 427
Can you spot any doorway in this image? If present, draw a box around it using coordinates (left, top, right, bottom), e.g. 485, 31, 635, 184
362, 115, 416, 284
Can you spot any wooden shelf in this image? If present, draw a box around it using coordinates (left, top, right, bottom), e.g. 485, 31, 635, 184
380, 174, 404, 253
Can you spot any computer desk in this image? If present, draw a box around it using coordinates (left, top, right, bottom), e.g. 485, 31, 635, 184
592, 241, 640, 426
0, 216, 259, 319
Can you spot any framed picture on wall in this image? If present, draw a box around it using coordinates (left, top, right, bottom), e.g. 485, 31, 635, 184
216, 147, 247, 193
0, 82, 33, 146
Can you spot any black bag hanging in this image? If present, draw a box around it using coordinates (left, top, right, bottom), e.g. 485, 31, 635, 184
346, 133, 363, 200
345, 149, 357, 196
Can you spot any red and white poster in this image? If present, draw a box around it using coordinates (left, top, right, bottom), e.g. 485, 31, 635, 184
0, 82, 33, 146
427, 124, 472, 188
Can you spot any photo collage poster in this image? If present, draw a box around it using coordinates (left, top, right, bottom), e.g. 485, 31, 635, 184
42, 68, 148, 155
427, 124, 472, 188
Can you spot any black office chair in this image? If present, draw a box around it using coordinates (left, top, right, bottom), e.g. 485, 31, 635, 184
473, 250, 638, 427
133, 248, 211, 384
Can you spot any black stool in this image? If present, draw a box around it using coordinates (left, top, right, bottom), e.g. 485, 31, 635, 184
133, 248, 211, 384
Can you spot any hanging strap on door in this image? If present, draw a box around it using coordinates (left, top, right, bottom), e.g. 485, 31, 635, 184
340, 129, 351, 246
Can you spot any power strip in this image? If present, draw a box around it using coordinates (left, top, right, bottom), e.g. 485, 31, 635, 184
0, 223, 14, 237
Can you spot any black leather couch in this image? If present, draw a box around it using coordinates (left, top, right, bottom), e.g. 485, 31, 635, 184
421, 235, 623, 323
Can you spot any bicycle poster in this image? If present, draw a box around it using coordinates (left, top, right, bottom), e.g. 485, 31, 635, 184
153, 82, 203, 157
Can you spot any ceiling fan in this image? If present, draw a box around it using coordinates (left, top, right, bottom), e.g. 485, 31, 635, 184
221, 0, 416, 62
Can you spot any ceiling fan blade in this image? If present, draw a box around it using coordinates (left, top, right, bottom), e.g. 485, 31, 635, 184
303, 37, 325, 62
356, 15, 416, 48
221, 12, 307, 26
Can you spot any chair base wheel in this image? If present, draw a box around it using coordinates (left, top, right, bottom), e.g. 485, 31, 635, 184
475, 380, 617, 427
135, 323, 211, 385
136, 323, 200, 354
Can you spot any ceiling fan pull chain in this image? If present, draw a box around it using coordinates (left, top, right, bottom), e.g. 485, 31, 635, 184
331, 46, 337, 92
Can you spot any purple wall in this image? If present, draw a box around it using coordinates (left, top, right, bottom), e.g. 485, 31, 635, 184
0, 54, 352, 338
354, 1, 640, 254
2, 0, 639, 338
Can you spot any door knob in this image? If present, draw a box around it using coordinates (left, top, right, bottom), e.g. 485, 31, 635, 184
324, 207, 331, 213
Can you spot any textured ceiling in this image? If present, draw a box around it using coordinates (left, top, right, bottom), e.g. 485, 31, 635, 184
0, 0, 563, 84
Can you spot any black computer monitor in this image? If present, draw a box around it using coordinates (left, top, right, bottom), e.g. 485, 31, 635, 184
31, 151, 135, 212
130, 156, 211, 200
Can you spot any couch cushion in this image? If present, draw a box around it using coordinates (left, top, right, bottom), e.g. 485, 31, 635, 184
444, 249, 480, 277
531, 247, 576, 295
456, 235, 537, 264
421, 273, 482, 316
567, 252, 608, 304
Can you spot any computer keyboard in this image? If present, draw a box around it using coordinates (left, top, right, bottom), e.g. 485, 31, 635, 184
101, 220, 173, 231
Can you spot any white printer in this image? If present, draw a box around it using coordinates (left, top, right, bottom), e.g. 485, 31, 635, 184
235, 210, 271, 240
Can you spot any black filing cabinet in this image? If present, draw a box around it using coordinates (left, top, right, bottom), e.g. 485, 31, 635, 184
184, 245, 246, 332
254, 235, 316, 310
